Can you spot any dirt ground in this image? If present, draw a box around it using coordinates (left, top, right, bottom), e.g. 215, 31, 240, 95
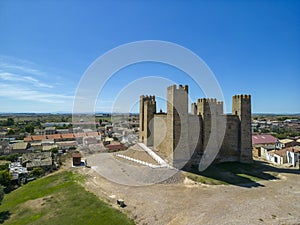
72, 153, 300, 225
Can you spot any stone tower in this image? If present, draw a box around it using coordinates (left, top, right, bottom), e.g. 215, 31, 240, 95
166, 85, 189, 168
232, 95, 252, 163
197, 98, 224, 152
191, 103, 197, 115
139, 95, 156, 146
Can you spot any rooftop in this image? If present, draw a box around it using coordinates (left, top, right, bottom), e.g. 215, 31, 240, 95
32, 135, 47, 141
12, 142, 29, 150
274, 149, 287, 157
72, 153, 82, 158
279, 139, 294, 144
252, 134, 277, 145
285, 146, 300, 153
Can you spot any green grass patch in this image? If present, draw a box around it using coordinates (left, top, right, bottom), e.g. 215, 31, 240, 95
0, 171, 135, 225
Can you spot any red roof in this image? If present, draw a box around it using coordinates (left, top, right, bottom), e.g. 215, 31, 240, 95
274, 149, 287, 157
284, 146, 300, 153
31, 135, 47, 141
61, 133, 75, 139
72, 153, 82, 158
106, 144, 127, 151
86, 132, 100, 136
252, 134, 277, 145
74, 133, 87, 138
47, 134, 62, 139
24, 136, 33, 142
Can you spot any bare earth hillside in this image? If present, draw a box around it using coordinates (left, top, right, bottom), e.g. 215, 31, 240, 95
73, 153, 300, 225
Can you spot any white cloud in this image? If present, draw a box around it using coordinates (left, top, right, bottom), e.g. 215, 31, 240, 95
0, 56, 75, 109
0, 55, 46, 77
0, 62, 45, 76
0, 72, 53, 88
0, 83, 73, 104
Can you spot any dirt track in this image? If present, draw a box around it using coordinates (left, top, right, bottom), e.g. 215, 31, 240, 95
73, 153, 300, 225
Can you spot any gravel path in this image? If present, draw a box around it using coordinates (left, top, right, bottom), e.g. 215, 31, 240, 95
120, 145, 158, 165
86, 153, 179, 186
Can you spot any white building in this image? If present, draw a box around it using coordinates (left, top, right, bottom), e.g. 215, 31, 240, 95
286, 146, 300, 167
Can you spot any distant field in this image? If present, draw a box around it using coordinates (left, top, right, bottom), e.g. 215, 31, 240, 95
0, 171, 135, 225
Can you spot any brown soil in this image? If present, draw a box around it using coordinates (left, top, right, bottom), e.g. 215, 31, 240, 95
73, 153, 300, 225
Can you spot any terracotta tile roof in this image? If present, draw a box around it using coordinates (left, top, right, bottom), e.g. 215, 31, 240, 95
72, 153, 82, 158
74, 133, 87, 138
24, 136, 33, 142
285, 146, 300, 153
274, 149, 287, 157
86, 132, 100, 136
252, 134, 277, 145
46, 134, 62, 139
31, 135, 47, 141
106, 144, 127, 151
61, 133, 75, 139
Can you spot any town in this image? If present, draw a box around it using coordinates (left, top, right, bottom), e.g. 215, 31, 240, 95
0, 108, 299, 189
0, 113, 139, 188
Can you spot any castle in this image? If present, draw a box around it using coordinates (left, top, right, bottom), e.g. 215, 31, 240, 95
139, 84, 252, 169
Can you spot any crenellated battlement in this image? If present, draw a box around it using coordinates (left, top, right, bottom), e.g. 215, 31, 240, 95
233, 94, 251, 99
197, 98, 221, 103
141, 95, 156, 103
168, 84, 188, 93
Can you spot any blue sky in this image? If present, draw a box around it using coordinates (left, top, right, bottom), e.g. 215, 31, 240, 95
0, 0, 299, 113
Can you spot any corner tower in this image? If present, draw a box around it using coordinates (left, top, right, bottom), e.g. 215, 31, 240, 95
139, 95, 156, 146
232, 95, 252, 163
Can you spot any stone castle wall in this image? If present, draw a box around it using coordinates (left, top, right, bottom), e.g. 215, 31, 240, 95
139, 85, 252, 168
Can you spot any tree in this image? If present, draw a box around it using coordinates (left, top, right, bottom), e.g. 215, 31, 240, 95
5, 154, 20, 162
25, 125, 34, 134
6, 129, 15, 136
6, 118, 14, 126
0, 170, 11, 187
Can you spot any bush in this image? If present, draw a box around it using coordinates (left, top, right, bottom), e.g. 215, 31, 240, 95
0, 170, 11, 187
30, 167, 45, 177
50, 147, 59, 154
0, 164, 9, 171
5, 154, 21, 162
